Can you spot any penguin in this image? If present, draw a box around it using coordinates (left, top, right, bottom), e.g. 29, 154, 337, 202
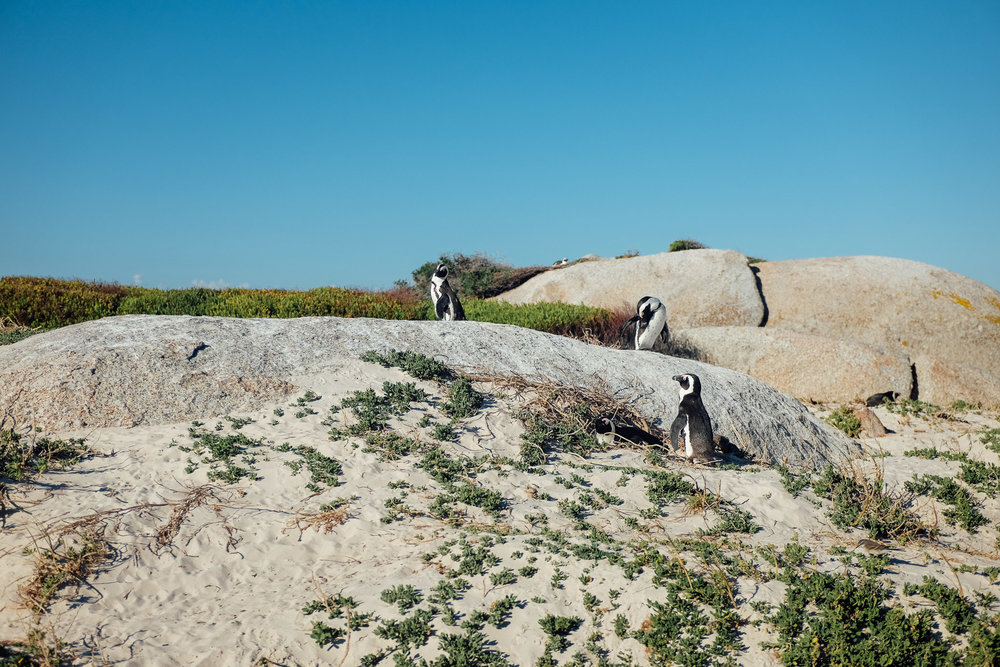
429, 263, 466, 321
593, 416, 662, 448
865, 391, 899, 408
620, 296, 669, 351
669, 373, 716, 463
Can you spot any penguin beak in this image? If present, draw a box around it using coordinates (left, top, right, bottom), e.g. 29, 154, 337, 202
671, 375, 682, 381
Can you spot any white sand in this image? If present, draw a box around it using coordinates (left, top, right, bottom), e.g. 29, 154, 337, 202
2, 360, 999, 665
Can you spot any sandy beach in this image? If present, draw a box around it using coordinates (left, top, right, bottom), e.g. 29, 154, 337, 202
2, 349, 999, 665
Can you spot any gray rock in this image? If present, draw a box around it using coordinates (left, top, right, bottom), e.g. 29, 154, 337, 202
853, 407, 887, 438
756, 256, 1000, 406
670, 327, 913, 404
0, 315, 859, 470
494, 249, 766, 328
911, 356, 1000, 410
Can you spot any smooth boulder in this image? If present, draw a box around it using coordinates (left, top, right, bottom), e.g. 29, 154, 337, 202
756, 256, 1000, 407
494, 249, 766, 328
670, 327, 913, 404
0, 315, 860, 470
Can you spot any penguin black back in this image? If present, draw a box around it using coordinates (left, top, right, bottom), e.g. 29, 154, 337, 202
593, 416, 662, 448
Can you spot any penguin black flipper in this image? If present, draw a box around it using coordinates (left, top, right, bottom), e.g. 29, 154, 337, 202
657, 323, 670, 349
619, 315, 639, 348
435, 294, 452, 320
451, 294, 466, 321
669, 413, 686, 451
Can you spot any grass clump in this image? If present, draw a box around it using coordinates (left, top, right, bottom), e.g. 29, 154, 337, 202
283, 446, 342, 491
179, 427, 266, 484
766, 568, 956, 666
634, 553, 745, 665
0, 317, 41, 345
903, 577, 977, 634
22, 527, 110, 614
904, 474, 988, 532
812, 465, 923, 542
538, 614, 583, 654
442, 377, 484, 419
886, 398, 943, 419
331, 380, 431, 438
361, 349, 451, 382
380, 584, 423, 612
824, 405, 862, 437
1, 429, 92, 482
980, 428, 1000, 454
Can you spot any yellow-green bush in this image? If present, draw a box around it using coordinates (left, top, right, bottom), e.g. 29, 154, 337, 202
463, 300, 612, 338
0, 277, 127, 328
0, 277, 614, 340
117, 287, 219, 316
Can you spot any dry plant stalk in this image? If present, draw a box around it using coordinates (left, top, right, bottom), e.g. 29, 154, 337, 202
472, 372, 667, 452
154, 484, 219, 551
288, 506, 349, 536
20, 522, 111, 615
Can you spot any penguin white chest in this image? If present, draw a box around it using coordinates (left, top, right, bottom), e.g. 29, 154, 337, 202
682, 418, 692, 458
636, 308, 666, 350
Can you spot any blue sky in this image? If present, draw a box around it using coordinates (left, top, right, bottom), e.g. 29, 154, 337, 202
2, 1, 998, 291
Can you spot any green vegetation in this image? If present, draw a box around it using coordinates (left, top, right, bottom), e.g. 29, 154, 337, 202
0, 273, 616, 342
905, 474, 988, 532
812, 465, 924, 542
0, 276, 428, 328
1, 429, 92, 482
886, 398, 943, 419
177, 425, 267, 483
824, 405, 862, 437
668, 239, 706, 252
404, 252, 547, 300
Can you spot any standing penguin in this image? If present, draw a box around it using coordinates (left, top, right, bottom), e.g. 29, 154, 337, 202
620, 296, 669, 351
669, 373, 716, 463
430, 263, 466, 321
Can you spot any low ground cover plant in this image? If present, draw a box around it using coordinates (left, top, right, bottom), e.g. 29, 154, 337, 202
0, 275, 614, 341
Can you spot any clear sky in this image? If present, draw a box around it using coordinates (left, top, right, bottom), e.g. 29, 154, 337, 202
2, 1, 998, 291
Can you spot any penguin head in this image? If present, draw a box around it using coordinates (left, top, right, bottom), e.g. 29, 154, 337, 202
672, 373, 701, 396
434, 264, 450, 279
593, 417, 614, 434
638, 296, 662, 324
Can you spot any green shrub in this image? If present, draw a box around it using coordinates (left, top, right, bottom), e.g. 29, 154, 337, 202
1, 276, 614, 338
117, 287, 218, 315
0, 276, 127, 327
406, 252, 547, 300
668, 239, 706, 252
463, 299, 612, 338
812, 466, 923, 541
825, 405, 862, 437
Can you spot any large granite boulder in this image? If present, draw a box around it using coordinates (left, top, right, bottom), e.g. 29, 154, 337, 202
670, 327, 913, 404
0, 315, 860, 470
494, 249, 766, 328
756, 256, 1000, 407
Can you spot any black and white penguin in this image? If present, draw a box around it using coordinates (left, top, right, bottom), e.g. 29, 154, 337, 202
669, 373, 716, 463
593, 416, 662, 448
865, 391, 899, 408
620, 296, 669, 351
430, 263, 466, 321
